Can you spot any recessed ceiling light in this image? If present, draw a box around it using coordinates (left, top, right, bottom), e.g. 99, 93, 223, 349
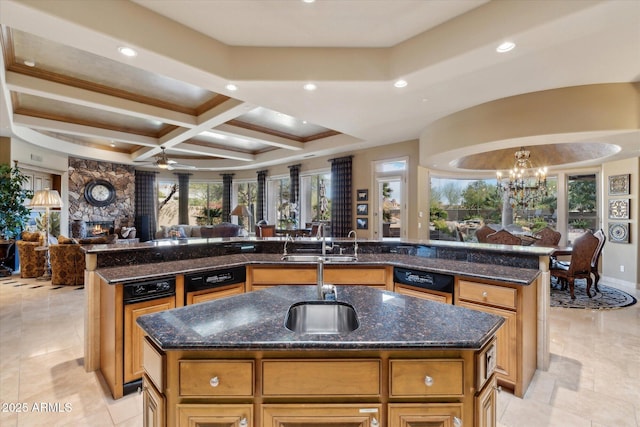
226, 83, 238, 91
23, 60, 35, 67
394, 79, 408, 88
118, 46, 138, 57
302, 0, 316, 3
110, 143, 116, 148
496, 41, 515, 53
303, 83, 317, 91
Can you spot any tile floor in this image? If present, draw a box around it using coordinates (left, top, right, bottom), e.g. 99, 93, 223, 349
0, 275, 638, 427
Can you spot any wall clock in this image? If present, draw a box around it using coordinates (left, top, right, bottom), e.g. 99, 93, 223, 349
608, 199, 630, 219
608, 223, 630, 244
84, 179, 116, 207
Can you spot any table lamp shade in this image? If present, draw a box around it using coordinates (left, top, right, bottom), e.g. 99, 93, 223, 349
231, 204, 251, 217
30, 189, 63, 208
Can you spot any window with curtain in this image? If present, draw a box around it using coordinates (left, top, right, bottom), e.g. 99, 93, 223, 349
157, 179, 178, 227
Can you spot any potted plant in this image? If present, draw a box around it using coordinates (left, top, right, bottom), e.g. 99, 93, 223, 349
0, 161, 33, 240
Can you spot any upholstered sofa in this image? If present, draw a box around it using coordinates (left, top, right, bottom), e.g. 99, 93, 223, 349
16, 231, 45, 278
155, 223, 244, 240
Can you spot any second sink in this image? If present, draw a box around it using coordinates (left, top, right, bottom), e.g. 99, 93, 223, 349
285, 301, 359, 334
281, 254, 357, 263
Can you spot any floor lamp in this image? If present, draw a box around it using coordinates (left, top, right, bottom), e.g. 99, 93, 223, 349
231, 204, 251, 233
30, 188, 63, 281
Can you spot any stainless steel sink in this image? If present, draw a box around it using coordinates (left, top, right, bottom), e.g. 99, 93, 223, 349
281, 254, 357, 263
281, 255, 324, 262
323, 255, 358, 263
285, 301, 359, 334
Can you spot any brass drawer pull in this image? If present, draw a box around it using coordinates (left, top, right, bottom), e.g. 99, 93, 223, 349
209, 376, 220, 387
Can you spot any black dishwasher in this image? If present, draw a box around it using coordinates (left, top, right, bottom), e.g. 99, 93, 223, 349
393, 267, 454, 301
184, 266, 246, 305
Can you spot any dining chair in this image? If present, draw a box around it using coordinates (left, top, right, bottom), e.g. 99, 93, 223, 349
256, 224, 276, 237
485, 229, 522, 245
550, 230, 599, 299
590, 229, 606, 292
532, 226, 561, 247
475, 225, 495, 243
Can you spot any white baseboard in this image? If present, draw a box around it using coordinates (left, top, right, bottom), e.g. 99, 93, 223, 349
600, 275, 639, 292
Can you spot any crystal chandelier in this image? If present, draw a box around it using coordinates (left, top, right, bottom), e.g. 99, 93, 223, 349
496, 147, 548, 209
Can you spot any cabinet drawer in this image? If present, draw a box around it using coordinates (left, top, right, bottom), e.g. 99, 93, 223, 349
324, 267, 388, 285
263, 359, 381, 397
250, 267, 315, 284
458, 280, 517, 310
179, 360, 254, 397
390, 359, 464, 397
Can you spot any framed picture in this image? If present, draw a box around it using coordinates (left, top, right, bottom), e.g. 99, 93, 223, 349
608, 199, 630, 220
22, 174, 33, 191
356, 203, 368, 216
356, 218, 368, 230
357, 189, 368, 201
608, 174, 630, 195
608, 222, 630, 244
34, 177, 43, 191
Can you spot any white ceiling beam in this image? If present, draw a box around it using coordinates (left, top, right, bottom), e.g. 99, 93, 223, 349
214, 123, 304, 151
12, 114, 159, 147
6, 71, 197, 127
172, 142, 255, 162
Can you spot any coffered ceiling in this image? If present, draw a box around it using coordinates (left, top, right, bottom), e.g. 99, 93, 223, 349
0, 0, 638, 172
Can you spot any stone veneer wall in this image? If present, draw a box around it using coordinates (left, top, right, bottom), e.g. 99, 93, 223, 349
67, 157, 135, 236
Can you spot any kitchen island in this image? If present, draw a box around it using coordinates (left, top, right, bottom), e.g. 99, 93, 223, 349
137, 285, 504, 427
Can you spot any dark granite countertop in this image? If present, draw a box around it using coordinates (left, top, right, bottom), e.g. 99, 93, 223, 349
96, 252, 540, 285
136, 285, 504, 351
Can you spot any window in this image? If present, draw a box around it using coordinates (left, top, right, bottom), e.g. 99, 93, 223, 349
429, 176, 557, 242
566, 173, 597, 244
267, 177, 291, 228
233, 181, 257, 232
189, 182, 223, 225
299, 172, 332, 228
157, 179, 178, 227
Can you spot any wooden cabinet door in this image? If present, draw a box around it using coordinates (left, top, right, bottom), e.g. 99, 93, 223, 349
187, 283, 245, 305
475, 376, 497, 427
142, 375, 165, 427
262, 404, 382, 427
177, 404, 252, 427
457, 301, 517, 384
388, 403, 463, 427
124, 296, 175, 383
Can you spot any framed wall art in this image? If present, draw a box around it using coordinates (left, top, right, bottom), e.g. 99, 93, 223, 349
357, 189, 368, 201
608, 199, 630, 220
356, 203, 368, 216
608, 222, 630, 244
356, 218, 368, 230
608, 174, 630, 196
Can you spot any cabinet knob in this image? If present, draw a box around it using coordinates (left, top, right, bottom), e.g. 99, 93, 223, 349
239, 417, 248, 427
209, 376, 220, 387
424, 375, 434, 386
482, 291, 488, 298
371, 417, 379, 427
453, 416, 463, 427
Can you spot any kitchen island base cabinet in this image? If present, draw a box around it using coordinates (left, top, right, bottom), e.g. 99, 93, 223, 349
143, 337, 498, 427
455, 277, 537, 398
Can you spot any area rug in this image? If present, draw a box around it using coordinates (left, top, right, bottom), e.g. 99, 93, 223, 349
550, 279, 637, 309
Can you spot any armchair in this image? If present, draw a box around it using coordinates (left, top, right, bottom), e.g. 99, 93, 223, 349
16, 231, 45, 278
49, 237, 86, 286
485, 229, 522, 245
550, 230, 599, 299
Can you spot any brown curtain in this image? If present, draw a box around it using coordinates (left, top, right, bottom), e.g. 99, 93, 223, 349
222, 174, 233, 222
288, 164, 300, 224
330, 156, 353, 237
256, 170, 268, 222
134, 170, 157, 241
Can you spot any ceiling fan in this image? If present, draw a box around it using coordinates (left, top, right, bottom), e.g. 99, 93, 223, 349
137, 147, 195, 170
